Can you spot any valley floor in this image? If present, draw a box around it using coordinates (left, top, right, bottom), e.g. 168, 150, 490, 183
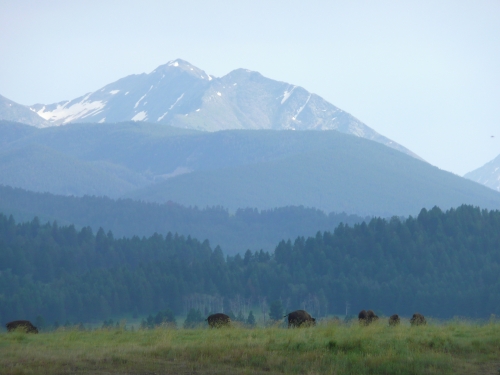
1, 319, 499, 375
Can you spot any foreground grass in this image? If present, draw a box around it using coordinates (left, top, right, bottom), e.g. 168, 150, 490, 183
1, 319, 500, 375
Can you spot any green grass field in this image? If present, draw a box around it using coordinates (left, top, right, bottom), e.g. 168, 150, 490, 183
1, 318, 499, 375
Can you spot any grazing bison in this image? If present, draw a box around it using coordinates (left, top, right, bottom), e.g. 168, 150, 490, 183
366, 310, 379, 323
206, 313, 231, 328
358, 310, 368, 323
359, 310, 378, 325
388, 314, 400, 326
284, 310, 316, 328
6, 320, 38, 333
410, 313, 426, 326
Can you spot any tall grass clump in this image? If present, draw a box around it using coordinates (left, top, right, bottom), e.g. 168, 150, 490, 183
1, 318, 499, 375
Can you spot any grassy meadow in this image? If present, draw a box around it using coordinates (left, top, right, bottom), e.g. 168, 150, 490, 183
1, 318, 500, 375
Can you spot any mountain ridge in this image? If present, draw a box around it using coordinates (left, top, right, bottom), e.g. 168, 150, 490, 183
0, 184, 368, 255
1, 119, 499, 217
125, 134, 500, 216
0, 94, 49, 127
464, 154, 500, 192
1, 59, 419, 159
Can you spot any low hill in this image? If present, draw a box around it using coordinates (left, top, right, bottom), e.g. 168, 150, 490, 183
0, 185, 366, 255
0, 144, 148, 197
124, 130, 500, 216
2, 120, 500, 216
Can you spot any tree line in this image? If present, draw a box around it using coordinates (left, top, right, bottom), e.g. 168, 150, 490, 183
0, 184, 366, 255
1, 204, 499, 326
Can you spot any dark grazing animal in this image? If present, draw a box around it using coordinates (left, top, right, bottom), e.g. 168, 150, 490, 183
410, 313, 426, 326
206, 313, 231, 328
359, 309, 379, 325
6, 320, 38, 333
388, 314, 400, 326
284, 310, 316, 328
358, 309, 368, 323
366, 310, 379, 323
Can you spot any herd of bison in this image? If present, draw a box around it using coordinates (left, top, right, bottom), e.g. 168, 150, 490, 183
5, 311, 427, 333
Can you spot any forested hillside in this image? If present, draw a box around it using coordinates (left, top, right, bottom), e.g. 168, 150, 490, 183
1, 205, 499, 325
3, 120, 500, 216
0, 185, 366, 255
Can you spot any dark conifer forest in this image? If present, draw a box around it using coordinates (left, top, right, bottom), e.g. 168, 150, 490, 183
1, 204, 499, 324
0, 185, 367, 255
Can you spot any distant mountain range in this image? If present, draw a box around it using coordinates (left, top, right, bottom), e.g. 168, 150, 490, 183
464, 154, 500, 192
0, 94, 48, 127
1, 59, 418, 159
1, 59, 499, 215
1, 119, 500, 217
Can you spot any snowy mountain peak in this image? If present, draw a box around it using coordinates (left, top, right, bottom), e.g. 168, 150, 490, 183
0, 59, 420, 159
155, 59, 211, 81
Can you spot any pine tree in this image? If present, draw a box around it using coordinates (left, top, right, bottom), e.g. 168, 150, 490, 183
247, 311, 256, 327
183, 309, 204, 329
35, 315, 46, 331
236, 310, 245, 322
269, 300, 283, 321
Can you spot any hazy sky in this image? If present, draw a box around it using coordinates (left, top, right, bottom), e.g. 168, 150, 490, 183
1, 0, 499, 176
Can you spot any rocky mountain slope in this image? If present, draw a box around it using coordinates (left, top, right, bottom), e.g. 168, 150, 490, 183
1, 59, 418, 159
0, 94, 48, 127
464, 154, 500, 192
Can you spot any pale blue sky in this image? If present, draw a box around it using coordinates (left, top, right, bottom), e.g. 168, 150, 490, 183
1, 0, 499, 176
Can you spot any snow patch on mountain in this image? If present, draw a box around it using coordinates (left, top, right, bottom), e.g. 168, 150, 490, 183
157, 93, 185, 122
134, 86, 153, 109
170, 93, 184, 109
132, 111, 147, 121
134, 96, 145, 109
281, 86, 296, 104
37, 98, 106, 124
292, 94, 311, 120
